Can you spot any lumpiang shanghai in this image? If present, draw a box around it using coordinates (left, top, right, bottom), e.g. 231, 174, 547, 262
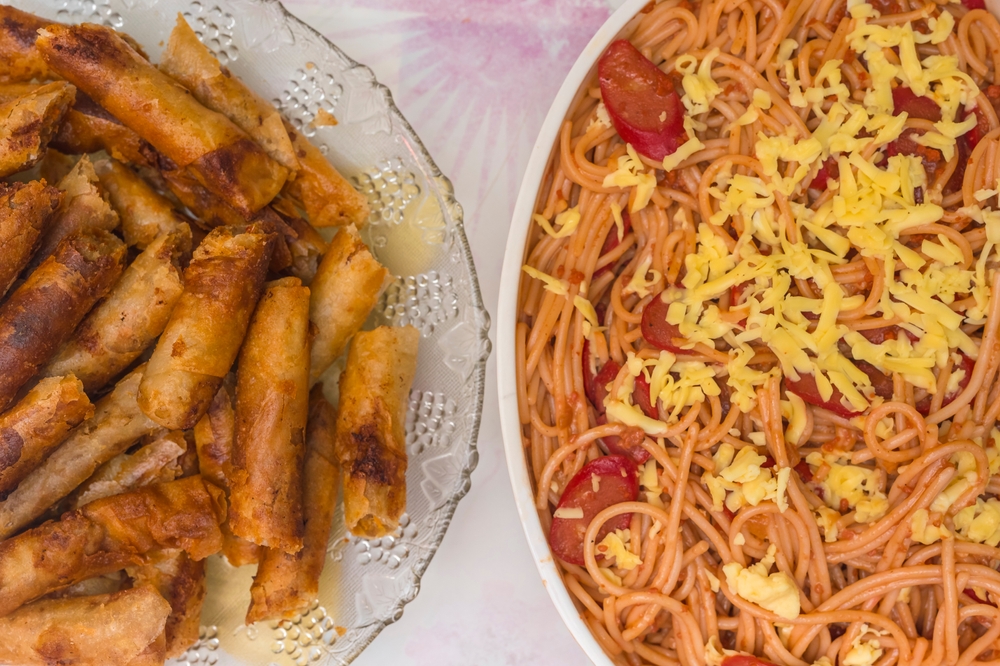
0, 5, 417, 662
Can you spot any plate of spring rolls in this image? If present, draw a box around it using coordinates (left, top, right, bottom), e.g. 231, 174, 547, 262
0, 1, 490, 664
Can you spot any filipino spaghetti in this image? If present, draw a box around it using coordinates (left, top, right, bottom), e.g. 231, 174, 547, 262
514, 0, 1000, 664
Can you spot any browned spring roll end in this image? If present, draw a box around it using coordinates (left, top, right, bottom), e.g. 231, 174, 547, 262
0, 374, 93, 499
0, 179, 62, 299
128, 550, 206, 658
0, 6, 55, 84
0, 229, 126, 411
0, 80, 76, 178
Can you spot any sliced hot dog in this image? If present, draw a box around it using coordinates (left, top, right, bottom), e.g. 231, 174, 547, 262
548, 455, 639, 566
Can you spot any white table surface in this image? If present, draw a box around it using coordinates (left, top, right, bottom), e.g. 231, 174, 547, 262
276, 0, 623, 663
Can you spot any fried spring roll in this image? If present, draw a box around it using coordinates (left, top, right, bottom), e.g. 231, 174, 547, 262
247, 385, 339, 623
148, 151, 310, 280
95, 158, 186, 249
230, 277, 310, 552
336, 326, 418, 537
0, 366, 160, 539
272, 199, 328, 284
0, 230, 126, 411
128, 550, 205, 658
0, 180, 61, 299
0, 476, 224, 615
151, 152, 246, 228
0, 6, 52, 84
161, 14, 298, 172
194, 380, 259, 566
37, 23, 288, 216
50, 91, 151, 166
0, 375, 93, 499
148, 150, 297, 271
0, 586, 171, 666
42, 227, 192, 392
309, 224, 389, 384
138, 224, 275, 430
0, 80, 75, 179
33, 155, 120, 266
68, 430, 186, 509
283, 120, 369, 227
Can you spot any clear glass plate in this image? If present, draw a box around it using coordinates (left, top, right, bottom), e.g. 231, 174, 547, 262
15, 0, 492, 663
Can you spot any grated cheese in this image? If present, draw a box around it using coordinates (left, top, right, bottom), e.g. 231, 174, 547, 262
603, 144, 657, 212
723, 544, 801, 619
597, 530, 642, 570
522, 265, 568, 296
533, 206, 581, 238
553, 506, 584, 520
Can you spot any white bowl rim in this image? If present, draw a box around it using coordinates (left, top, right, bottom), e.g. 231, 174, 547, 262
496, 0, 656, 663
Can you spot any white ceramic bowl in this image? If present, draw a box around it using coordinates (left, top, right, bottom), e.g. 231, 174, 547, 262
497, 0, 658, 663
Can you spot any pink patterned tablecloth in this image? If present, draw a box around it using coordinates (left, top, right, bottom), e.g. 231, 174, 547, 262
278, 0, 619, 663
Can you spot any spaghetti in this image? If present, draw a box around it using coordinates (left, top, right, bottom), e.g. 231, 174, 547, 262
515, 0, 1000, 664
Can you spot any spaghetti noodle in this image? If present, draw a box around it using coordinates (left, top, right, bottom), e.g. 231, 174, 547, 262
515, 0, 1000, 664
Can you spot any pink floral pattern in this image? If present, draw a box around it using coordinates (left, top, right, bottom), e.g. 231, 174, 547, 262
284, 0, 613, 272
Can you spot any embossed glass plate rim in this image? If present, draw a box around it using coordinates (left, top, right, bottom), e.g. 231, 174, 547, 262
256, 1, 493, 661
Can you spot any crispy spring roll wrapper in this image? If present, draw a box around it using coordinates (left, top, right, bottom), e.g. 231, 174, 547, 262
33, 155, 120, 266
0, 230, 126, 411
0, 81, 42, 102
161, 14, 298, 172
0, 375, 93, 499
0, 366, 160, 539
0, 475, 225, 615
0, 85, 152, 166
272, 198, 328, 285
309, 224, 389, 384
336, 326, 418, 538
44, 571, 124, 599
43, 227, 192, 392
95, 158, 186, 248
68, 430, 186, 509
194, 380, 259, 566
127, 550, 205, 658
247, 385, 339, 623
0, 586, 171, 666
0, 6, 52, 84
229, 277, 310, 553
51, 91, 151, 166
282, 120, 368, 228
128, 636, 168, 666
37, 23, 288, 216
0, 80, 75, 179
0, 180, 61, 299
151, 151, 246, 228
138, 224, 275, 430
